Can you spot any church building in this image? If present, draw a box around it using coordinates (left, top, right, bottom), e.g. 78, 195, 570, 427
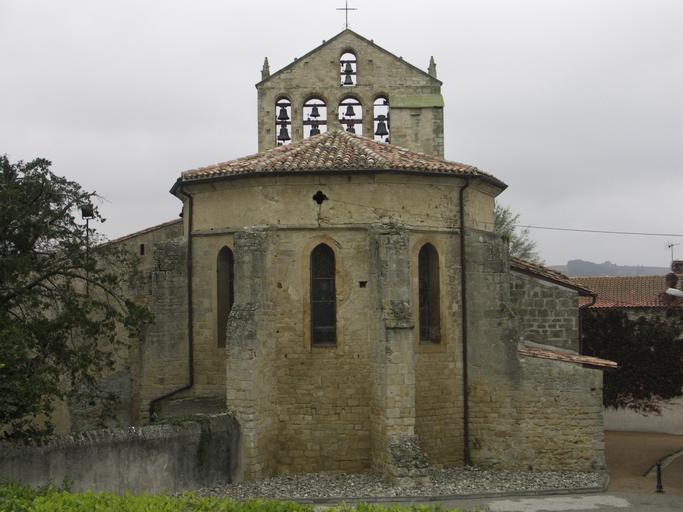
71, 30, 615, 482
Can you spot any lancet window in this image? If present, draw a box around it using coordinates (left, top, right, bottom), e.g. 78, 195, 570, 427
217, 246, 235, 348
340, 51, 357, 86
310, 244, 336, 345
275, 97, 292, 146
418, 243, 441, 343
303, 98, 327, 139
373, 96, 390, 143
338, 97, 362, 135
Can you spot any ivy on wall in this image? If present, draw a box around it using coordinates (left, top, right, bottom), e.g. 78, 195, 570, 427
581, 309, 683, 412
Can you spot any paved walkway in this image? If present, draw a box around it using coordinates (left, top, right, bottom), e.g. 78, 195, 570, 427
378, 431, 683, 510
605, 430, 683, 495
433, 493, 683, 511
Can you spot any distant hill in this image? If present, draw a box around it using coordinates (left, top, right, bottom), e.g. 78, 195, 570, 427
551, 259, 670, 277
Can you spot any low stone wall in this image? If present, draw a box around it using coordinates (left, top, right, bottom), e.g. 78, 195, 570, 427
605, 398, 683, 435
0, 414, 238, 494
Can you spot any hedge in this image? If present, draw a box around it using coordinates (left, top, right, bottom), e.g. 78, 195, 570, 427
0, 483, 459, 512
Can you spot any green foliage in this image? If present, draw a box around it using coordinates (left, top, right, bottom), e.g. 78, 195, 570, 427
581, 309, 683, 411
0, 484, 465, 512
493, 204, 541, 263
0, 155, 150, 441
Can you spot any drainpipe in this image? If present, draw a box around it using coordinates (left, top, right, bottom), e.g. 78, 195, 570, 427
148, 187, 194, 421
458, 178, 471, 466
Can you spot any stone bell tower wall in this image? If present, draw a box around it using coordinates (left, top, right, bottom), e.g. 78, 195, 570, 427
256, 30, 444, 157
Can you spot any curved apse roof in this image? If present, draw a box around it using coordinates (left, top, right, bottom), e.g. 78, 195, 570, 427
174, 130, 506, 191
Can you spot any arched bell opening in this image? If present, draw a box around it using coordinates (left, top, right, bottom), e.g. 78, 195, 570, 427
303, 98, 327, 139
373, 96, 390, 143
340, 51, 357, 86
275, 97, 292, 146
338, 97, 362, 135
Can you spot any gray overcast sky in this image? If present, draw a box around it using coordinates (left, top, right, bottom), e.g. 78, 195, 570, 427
1, 0, 681, 266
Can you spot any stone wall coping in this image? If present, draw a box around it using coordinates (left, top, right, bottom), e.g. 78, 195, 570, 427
0, 413, 235, 457
518, 343, 617, 370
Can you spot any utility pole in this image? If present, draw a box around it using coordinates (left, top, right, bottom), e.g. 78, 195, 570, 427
81, 204, 95, 294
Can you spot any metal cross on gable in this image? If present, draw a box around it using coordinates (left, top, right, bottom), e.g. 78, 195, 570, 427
336, 0, 358, 29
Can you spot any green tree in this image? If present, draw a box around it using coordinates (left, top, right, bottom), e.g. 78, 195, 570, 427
494, 204, 541, 263
0, 155, 148, 441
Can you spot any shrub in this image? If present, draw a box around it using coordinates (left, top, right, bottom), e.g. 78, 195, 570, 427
0, 484, 463, 512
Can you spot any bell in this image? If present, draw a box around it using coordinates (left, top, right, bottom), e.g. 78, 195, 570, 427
277, 106, 290, 121
277, 125, 291, 141
346, 122, 356, 134
310, 123, 321, 136
375, 115, 389, 137
344, 104, 355, 117
343, 62, 353, 74
343, 73, 354, 85
310, 106, 320, 118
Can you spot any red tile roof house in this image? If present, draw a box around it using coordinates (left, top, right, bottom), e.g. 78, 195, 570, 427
570, 262, 683, 435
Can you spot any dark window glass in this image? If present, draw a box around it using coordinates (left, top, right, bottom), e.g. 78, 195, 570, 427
310, 244, 336, 345
418, 243, 441, 343
217, 247, 235, 348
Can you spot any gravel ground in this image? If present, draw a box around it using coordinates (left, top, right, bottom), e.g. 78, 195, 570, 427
197, 468, 606, 501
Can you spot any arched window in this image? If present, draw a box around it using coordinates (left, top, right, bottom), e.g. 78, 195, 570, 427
303, 98, 327, 139
217, 246, 235, 348
340, 51, 357, 86
310, 244, 336, 345
418, 244, 440, 343
275, 97, 292, 146
338, 97, 362, 135
373, 96, 390, 143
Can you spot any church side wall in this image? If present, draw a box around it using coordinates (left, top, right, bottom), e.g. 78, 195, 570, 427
57, 220, 189, 432
466, 229, 605, 471
118, 222, 188, 426
509, 272, 580, 351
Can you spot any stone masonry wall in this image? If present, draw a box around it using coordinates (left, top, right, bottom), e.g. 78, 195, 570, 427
510, 272, 580, 351
257, 30, 444, 157
413, 234, 464, 468
184, 174, 499, 479
273, 229, 372, 475
130, 236, 189, 425
469, 358, 605, 471
0, 414, 238, 494
466, 228, 605, 471
56, 220, 189, 433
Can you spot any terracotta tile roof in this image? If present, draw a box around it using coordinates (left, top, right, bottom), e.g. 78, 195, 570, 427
176, 131, 505, 188
570, 275, 667, 308
518, 345, 618, 370
510, 257, 594, 296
